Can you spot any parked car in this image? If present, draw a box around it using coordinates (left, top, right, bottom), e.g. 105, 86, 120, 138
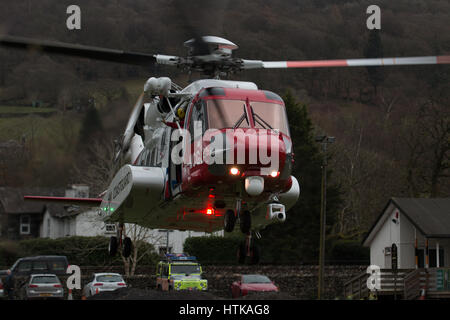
0, 256, 69, 277
22, 274, 64, 300
231, 274, 279, 298
83, 273, 126, 297
0, 278, 4, 298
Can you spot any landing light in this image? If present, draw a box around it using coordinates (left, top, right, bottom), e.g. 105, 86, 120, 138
230, 167, 240, 175
270, 171, 280, 178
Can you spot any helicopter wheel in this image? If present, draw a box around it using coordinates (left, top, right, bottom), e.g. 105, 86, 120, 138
122, 237, 133, 258
108, 236, 118, 256
224, 209, 236, 232
239, 210, 251, 234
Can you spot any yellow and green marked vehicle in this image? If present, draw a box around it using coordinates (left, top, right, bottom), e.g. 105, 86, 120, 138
156, 254, 208, 291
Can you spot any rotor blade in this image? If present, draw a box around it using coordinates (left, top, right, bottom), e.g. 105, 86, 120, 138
0, 35, 157, 66
242, 55, 450, 69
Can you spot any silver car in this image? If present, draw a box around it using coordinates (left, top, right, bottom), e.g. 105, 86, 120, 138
24, 274, 64, 299
83, 273, 126, 297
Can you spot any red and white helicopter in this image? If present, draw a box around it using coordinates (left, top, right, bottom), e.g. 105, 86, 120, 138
1, 35, 448, 263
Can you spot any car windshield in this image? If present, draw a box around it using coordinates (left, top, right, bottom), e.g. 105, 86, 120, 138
171, 264, 201, 275
96, 275, 123, 282
242, 275, 272, 284
33, 261, 48, 271
32, 276, 59, 284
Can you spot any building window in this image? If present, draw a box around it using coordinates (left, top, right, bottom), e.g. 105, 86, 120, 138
20, 215, 31, 235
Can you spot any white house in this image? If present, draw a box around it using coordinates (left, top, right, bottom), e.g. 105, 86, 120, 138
363, 198, 450, 269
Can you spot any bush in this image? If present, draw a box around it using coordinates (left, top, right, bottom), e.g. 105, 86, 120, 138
17, 236, 120, 266
328, 239, 370, 265
0, 241, 23, 267
183, 236, 243, 265
0, 236, 158, 267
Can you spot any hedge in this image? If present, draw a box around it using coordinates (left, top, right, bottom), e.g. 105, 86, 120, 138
0, 236, 159, 267
328, 239, 370, 265
183, 236, 243, 265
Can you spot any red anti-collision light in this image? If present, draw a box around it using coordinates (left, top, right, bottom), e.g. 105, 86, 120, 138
206, 208, 214, 215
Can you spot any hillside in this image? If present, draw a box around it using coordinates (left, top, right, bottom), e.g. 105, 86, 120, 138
0, 0, 448, 245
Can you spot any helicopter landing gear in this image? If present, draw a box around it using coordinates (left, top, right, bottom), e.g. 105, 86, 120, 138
237, 232, 260, 265
224, 209, 236, 232
239, 210, 251, 234
108, 236, 118, 256
109, 223, 133, 258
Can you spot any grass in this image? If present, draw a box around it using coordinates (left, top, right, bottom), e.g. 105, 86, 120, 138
0, 114, 82, 150
0, 106, 57, 114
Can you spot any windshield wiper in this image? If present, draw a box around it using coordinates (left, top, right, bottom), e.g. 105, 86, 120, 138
232, 104, 250, 129
250, 106, 273, 130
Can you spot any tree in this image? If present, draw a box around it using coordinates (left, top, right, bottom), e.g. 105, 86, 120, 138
121, 224, 163, 276
258, 91, 341, 264
364, 30, 385, 96
404, 101, 450, 197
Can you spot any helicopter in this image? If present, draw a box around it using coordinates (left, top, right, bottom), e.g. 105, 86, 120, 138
1, 34, 449, 263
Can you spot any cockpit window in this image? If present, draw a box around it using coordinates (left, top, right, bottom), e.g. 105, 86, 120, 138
207, 100, 251, 129
250, 101, 289, 136
207, 99, 289, 136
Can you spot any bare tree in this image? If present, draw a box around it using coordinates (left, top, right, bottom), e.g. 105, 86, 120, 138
121, 224, 164, 276
404, 101, 450, 197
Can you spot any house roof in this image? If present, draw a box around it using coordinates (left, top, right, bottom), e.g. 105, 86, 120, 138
363, 197, 450, 246
0, 187, 81, 217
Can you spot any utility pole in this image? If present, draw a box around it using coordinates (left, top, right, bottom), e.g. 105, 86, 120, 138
315, 135, 335, 300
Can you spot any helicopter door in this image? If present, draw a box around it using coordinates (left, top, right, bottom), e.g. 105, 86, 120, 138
169, 132, 183, 196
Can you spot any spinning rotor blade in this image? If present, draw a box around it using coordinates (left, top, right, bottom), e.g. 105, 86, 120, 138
0, 35, 158, 66
242, 55, 450, 69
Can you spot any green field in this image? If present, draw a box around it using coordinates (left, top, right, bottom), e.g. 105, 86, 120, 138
0, 106, 57, 115
0, 114, 82, 149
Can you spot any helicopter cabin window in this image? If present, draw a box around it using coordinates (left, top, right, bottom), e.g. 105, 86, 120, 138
250, 101, 290, 136
188, 100, 206, 141
207, 99, 251, 129
207, 99, 289, 136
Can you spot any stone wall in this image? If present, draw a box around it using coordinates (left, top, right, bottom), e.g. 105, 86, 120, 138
4, 265, 367, 300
